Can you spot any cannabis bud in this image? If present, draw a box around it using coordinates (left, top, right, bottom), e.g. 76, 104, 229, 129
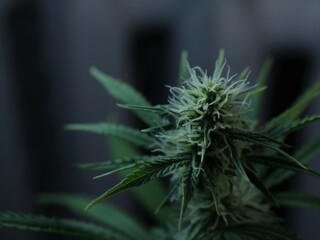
158, 51, 255, 176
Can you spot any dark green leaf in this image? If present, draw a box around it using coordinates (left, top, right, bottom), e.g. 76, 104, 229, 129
247, 155, 320, 179
249, 57, 273, 120
37, 194, 149, 240
230, 130, 306, 171
117, 104, 165, 114
0, 212, 128, 240
266, 135, 320, 187
224, 137, 249, 182
275, 192, 320, 211
107, 137, 169, 226
216, 224, 302, 240
179, 165, 196, 229
265, 81, 320, 133
276, 114, 320, 137
86, 156, 189, 209
90, 67, 161, 126
244, 167, 279, 206
75, 155, 155, 171
66, 123, 153, 148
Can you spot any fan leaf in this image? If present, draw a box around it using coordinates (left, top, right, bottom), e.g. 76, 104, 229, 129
86, 156, 189, 209
214, 224, 302, 240
265, 81, 320, 133
266, 135, 320, 187
247, 155, 320, 179
37, 194, 149, 240
90, 67, 161, 126
66, 123, 153, 149
179, 165, 196, 229
249, 57, 273, 120
0, 212, 128, 240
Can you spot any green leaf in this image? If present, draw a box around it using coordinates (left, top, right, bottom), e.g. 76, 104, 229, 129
247, 155, 320, 179
178, 50, 189, 86
230, 130, 306, 170
74, 158, 137, 171
266, 135, 320, 187
244, 167, 279, 206
249, 58, 273, 120
179, 165, 196, 230
224, 137, 249, 182
276, 114, 320, 137
86, 156, 189, 209
216, 224, 302, 240
117, 104, 165, 114
265, 81, 320, 133
275, 192, 320, 211
90, 67, 161, 126
66, 123, 153, 148
37, 194, 149, 240
107, 137, 169, 226
0, 212, 128, 240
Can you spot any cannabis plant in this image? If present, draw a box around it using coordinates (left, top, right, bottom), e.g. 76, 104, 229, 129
1, 50, 320, 240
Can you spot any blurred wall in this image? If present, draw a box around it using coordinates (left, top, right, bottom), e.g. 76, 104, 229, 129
0, 0, 320, 239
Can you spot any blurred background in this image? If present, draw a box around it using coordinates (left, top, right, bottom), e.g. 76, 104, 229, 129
1, 0, 320, 239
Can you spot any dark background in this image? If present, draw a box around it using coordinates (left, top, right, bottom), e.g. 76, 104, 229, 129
0, 1, 320, 239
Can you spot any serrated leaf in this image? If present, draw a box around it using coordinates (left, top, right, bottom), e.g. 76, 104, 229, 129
244, 167, 279, 206
224, 137, 249, 182
247, 155, 320, 179
107, 137, 169, 226
230, 130, 306, 170
265, 81, 320, 133
74, 156, 147, 171
0, 212, 128, 240
66, 123, 153, 148
275, 192, 320, 211
117, 104, 165, 114
229, 130, 289, 148
217, 224, 302, 240
266, 135, 320, 187
249, 57, 273, 120
90, 67, 161, 126
179, 165, 196, 229
37, 194, 149, 240
276, 114, 320, 137
86, 156, 189, 209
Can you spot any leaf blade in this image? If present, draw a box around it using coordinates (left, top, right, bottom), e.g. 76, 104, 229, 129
86, 156, 189, 209
37, 194, 149, 240
91, 67, 161, 126
0, 212, 128, 240
66, 123, 153, 148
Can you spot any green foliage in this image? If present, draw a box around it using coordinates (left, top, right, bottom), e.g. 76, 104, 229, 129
66, 123, 154, 148
86, 156, 189, 209
37, 194, 150, 240
208, 224, 302, 240
0, 212, 128, 240
275, 192, 320, 211
249, 57, 273, 120
2, 51, 320, 240
90, 67, 162, 126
